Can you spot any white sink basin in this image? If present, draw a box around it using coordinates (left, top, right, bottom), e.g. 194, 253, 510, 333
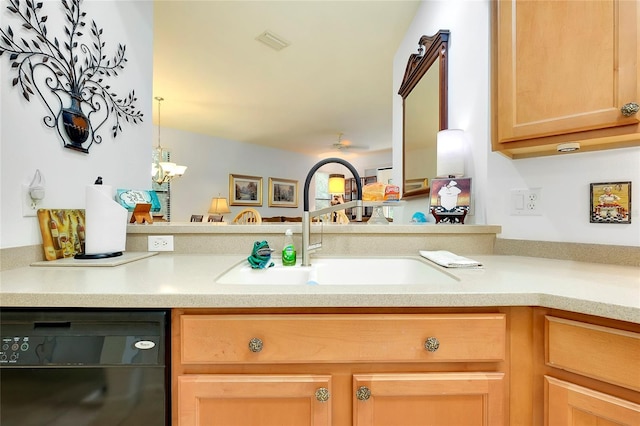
215, 257, 458, 286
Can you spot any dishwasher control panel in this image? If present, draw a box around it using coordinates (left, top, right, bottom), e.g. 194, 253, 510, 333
0, 336, 29, 364
0, 334, 161, 366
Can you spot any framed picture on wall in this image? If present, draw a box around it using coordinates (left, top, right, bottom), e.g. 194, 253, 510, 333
229, 174, 263, 206
268, 177, 298, 208
590, 181, 631, 224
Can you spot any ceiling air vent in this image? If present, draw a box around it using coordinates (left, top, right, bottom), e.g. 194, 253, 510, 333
255, 30, 290, 51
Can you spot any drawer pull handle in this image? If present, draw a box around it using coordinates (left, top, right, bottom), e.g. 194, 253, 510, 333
356, 386, 371, 401
315, 387, 330, 402
248, 337, 263, 352
424, 336, 440, 352
621, 102, 639, 117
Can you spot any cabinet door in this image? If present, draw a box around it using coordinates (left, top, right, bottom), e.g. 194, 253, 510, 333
546, 376, 640, 426
494, 0, 639, 154
353, 372, 504, 426
178, 374, 331, 426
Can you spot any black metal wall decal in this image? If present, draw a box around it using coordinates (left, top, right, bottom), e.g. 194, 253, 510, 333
0, 0, 143, 153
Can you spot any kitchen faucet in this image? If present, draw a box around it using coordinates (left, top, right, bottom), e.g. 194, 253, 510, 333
302, 157, 363, 266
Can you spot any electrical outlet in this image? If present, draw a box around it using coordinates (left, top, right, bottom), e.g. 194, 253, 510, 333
510, 188, 542, 216
148, 235, 174, 251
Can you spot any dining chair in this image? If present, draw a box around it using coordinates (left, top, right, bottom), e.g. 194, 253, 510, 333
232, 208, 262, 224
207, 215, 223, 222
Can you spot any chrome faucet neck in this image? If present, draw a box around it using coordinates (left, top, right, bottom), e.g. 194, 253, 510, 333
302, 157, 363, 266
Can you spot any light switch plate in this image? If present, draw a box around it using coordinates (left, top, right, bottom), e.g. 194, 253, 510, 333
510, 188, 542, 216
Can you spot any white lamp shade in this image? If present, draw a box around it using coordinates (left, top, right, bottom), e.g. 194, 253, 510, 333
436, 129, 466, 178
328, 174, 345, 194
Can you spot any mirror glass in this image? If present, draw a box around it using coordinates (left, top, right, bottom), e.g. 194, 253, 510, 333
398, 31, 449, 198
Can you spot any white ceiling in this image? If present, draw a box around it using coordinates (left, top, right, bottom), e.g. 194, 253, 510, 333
152, 0, 420, 157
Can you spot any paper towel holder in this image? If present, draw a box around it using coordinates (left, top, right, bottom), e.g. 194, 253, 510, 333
74, 181, 127, 260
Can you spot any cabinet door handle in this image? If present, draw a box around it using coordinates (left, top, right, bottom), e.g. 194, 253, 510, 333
356, 386, 371, 401
315, 387, 330, 402
621, 102, 639, 117
248, 337, 263, 352
424, 336, 440, 352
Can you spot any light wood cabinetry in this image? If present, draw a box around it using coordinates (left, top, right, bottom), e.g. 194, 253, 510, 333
543, 315, 640, 425
546, 316, 640, 391
353, 372, 504, 426
172, 310, 507, 426
492, 0, 640, 158
506, 308, 640, 425
178, 374, 332, 426
545, 376, 640, 426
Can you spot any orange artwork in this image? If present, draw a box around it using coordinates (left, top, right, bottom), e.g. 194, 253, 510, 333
37, 209, 86, 260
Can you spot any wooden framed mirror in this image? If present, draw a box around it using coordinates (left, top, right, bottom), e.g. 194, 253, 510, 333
398, 30, 449, 198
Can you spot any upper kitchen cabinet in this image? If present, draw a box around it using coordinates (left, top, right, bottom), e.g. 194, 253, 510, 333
492, 0, 640, 158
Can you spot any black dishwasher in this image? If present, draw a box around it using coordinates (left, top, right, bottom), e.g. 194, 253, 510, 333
0, 309, 169, 426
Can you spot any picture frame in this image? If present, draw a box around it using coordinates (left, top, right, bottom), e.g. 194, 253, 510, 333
429, 178, 472, 224
590, 181, 631, 224
268, 177, 298, 208
229, 174, 263, 206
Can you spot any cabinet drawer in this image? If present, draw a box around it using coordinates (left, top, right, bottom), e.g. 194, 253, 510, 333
546, 316, 640, 391
180, 313, 506, 364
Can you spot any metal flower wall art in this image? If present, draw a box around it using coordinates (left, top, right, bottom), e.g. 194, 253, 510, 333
0, 0, 143, 153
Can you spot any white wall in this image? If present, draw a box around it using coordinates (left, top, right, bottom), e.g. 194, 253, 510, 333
160, 127, 315, 221
159, 126, 391, 221
0, 0, 391, 249
393, 0, 639, 246
1, 1, 154, 249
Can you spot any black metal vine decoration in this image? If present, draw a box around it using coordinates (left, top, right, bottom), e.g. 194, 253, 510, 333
0, 0, 143, 153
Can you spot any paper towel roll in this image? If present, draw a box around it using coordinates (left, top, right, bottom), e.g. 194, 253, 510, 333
84, 185, 127, 255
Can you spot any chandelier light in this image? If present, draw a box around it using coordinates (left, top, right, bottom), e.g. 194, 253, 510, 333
152, 97, 187, 184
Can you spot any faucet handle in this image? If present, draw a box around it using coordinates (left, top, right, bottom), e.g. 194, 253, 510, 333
308, 243, 322, 251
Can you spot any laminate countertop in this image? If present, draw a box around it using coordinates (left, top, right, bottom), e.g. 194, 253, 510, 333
1, 254, 638, 323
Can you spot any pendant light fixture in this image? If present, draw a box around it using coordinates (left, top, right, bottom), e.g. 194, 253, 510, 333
152, 97, 187, 184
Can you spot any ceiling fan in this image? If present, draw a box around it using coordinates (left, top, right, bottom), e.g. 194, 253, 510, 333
331, 132, 369, 151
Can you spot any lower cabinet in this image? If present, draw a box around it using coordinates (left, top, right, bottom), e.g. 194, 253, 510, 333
542, 313, 640, 426
178, 374, 332, 426
177, 372, 504, 426
173, 308, 640, 425
352, 372, 504, 426
172, 310, 507, 426
546, 376, 640, 426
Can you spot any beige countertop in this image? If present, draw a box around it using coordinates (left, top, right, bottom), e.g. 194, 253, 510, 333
1, 254, 638, 323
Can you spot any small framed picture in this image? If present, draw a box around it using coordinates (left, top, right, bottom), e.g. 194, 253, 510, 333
429, 178, 472, 224
590, 181, 631, 224
229, 174, 263, 206
268, 177, 298, 208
